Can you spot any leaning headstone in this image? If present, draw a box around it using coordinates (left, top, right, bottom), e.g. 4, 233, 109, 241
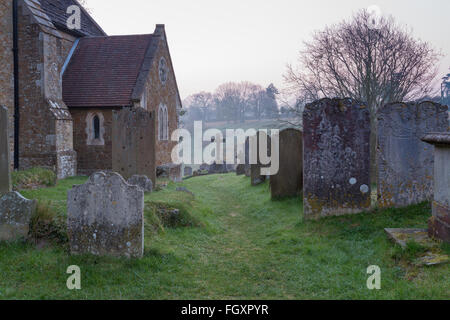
251, 131, 271, 186
67, 172, 144, 258
128, 175, 153, 193
377, 102, 448, 208
303, 98, 371, 219
422, 132, 450, 243
0, 192, 36, 241
270, 129, 303, 199
0, 106, 11, 194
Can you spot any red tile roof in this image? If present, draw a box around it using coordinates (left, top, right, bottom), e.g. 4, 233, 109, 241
62, 35, 154, 107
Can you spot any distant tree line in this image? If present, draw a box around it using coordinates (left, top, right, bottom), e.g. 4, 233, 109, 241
182, 82, 281, 124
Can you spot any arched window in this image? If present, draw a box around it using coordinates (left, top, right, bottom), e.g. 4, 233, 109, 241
93, 115, 100, 139
158, 103, 169, 141
86, 112, 105, 145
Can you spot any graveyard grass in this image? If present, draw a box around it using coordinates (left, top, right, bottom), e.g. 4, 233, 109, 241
1, 174, 449, 300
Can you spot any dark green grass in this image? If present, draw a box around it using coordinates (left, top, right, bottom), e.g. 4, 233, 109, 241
0, 174, 448, 299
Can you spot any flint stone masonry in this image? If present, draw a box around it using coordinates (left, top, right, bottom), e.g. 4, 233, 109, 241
0, 2, 14, 168
270, 129, 303, 199
422, 132, 450, 243
128, 175, 153, 193
377, 102, 448, 208
303, 98, 371, 219
0, 192, 37, 241
67, 172, 144, 258
112, 108, 156, 185
0, 106, 11, 193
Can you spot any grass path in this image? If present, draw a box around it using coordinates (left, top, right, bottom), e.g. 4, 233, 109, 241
0, 174, 448, 299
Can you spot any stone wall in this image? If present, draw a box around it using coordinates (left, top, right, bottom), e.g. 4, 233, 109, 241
0, 0, 15, 168
142, 36, 179, 166
71, 108, 114, 175
16, 2, 77, 178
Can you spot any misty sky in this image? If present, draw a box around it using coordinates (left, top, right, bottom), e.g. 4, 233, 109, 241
85, 0, 450, 99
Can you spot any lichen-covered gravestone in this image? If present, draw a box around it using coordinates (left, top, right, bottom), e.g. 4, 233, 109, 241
127, 175, 153, 193
303, 98, 371, 219
67, 172, 144, 258
0, 192, 37, 241
422, 132, 450, 243
270, 129, 303, 199
0, 106, 11, 194
377, 102, 448, 208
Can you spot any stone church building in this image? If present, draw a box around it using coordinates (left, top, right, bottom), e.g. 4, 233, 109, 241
0, 0, 181, 178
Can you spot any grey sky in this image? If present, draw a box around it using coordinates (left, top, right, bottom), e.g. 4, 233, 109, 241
85, 0, 450, 99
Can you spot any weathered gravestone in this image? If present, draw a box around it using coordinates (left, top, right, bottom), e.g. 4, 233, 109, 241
377, 102, 448, 208
0, 192, 36, 241
112, 107, 156, 185
235, 138, 251, 176
244, 137, 251, 177
0, 106, 11, 194
128, 175, 153, 193
250, 131, 272, 186
67, 172, 144, 258
270, 129, 303, 199
303, 98, 371, 219
236, 164, 245, 175
157, 163, 183, 182
422, 132, 450, 243
184, 166, 193, 177
208, 161, 228, 174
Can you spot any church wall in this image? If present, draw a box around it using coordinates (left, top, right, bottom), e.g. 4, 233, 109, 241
0, 0, 15, 168
71, 108, 114, 176
17, 1, 77, 178
143, 37, 180, 166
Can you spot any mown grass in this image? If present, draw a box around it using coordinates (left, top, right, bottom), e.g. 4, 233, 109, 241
0, 174, 448, 300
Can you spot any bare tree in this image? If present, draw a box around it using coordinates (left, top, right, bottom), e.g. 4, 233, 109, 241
190, 91, 214, 121
214, 82, 263, 123
284, 9, 442, 124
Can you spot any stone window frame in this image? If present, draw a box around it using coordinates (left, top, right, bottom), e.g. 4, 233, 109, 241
86, 111, 105, 146
158, 103, 169, 141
